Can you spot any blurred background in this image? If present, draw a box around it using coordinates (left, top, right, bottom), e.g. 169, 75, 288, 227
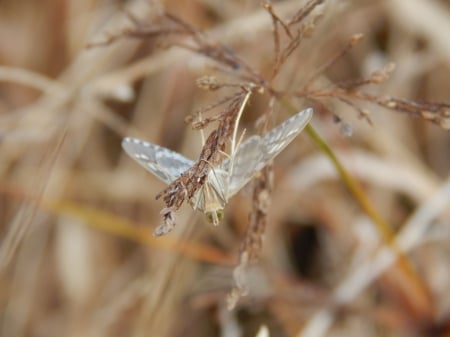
0, 0, 449, 336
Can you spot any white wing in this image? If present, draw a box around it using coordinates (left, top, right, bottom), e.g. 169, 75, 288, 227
224, 108, 313, 197
122, 137, 194, 184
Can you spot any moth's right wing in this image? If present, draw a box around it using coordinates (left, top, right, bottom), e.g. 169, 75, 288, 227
224, 108, 313, 197
259, 107, 313, 160
122, 137, 194, 184
221, 135, 266, 198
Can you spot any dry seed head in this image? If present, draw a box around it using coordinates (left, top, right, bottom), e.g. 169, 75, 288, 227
184, 114, 194, 124
197, 75, 220, 91
303, 22, 316, 37
421, 110, 436, 119
370, 71, 388, 84
370, 63, 396, 84
350, 33, 364, 46
386, 100, 397, 108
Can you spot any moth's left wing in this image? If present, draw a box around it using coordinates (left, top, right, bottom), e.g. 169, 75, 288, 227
224, 108, 313, 197
122, 137, 194, 184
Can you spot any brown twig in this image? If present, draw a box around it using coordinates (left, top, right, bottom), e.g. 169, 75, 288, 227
154, 90, 251, 235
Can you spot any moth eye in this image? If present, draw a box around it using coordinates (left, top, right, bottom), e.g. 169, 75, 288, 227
205, 212, 214, 223
216, 209, 225, 221
205, 210, 225, 223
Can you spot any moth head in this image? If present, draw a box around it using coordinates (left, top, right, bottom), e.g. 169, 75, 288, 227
205, 209, 225, 225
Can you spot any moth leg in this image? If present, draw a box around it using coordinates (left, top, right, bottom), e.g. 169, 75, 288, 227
218, 128, 245, 161
199, 158, 227, 203
200, 158, 220, 181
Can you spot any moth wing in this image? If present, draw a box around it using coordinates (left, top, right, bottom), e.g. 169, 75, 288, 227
260, 107, 313, 161
122, 137, 194, 184
222, 135, 266, 198
224, 108, 313, 197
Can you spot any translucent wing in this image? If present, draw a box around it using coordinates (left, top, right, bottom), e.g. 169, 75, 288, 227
221, 136, 265, 197
122, 137, 194, 184
224, 108, 313, 197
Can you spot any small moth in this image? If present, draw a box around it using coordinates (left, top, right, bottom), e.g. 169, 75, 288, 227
122, 108, 313, 225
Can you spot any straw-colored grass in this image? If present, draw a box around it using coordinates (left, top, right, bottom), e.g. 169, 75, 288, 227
0, 1, 449, 336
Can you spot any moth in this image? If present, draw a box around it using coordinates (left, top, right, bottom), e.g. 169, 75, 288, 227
122, 108, 313, 226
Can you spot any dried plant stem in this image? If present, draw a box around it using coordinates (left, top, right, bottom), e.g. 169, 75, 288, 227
299, 178, 450, 337
280, 97, 432, 313
304, 34, 364, 87
0, 130, 67, 270
306, 122, 432, 303
0, 183, 233, 265
87, 1, 302, 93
0, 66, 67, 96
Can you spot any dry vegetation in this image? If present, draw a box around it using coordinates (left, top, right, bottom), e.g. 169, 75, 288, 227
0, 0, 449, 336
